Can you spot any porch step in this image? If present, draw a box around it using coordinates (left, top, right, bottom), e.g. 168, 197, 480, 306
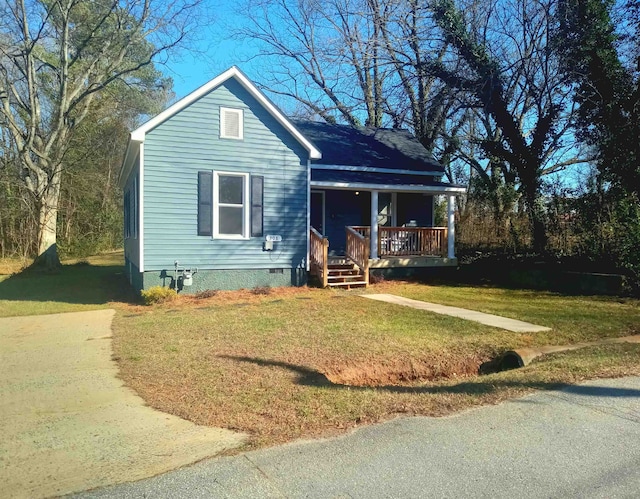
327, 269, 361, 276
326, 261, 367, 288
327, 274, 362, 280
328, 280, 368, 289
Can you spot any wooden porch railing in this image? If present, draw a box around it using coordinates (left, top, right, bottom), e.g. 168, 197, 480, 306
309, 227, 329, 287
345, 226, 370, 286
351, 226, 370, 238
350, 226, 448, 257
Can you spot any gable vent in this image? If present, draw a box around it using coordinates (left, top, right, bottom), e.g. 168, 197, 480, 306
220, 107, 243, 139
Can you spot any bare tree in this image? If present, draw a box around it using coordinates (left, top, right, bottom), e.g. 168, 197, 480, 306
235, 0, 390, 126
428, 0, 589, 251
0, 0, 202, 267
234, 0, 467, 167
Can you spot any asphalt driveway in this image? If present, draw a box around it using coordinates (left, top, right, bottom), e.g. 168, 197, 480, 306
79, 376, 640, 498
0, 309, 246, 499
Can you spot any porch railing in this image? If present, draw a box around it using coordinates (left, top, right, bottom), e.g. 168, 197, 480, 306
345, 226, 370, 285
309, 227, 329, 287
350, 226, 448, 257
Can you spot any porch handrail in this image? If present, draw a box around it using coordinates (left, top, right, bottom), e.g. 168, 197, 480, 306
350, 226, 370, 238
378, 226, 448, 257
309, 227, 329, 287
345, 226, 370, 285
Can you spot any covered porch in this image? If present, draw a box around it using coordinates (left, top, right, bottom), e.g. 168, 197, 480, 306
295, 118, 465, 288
309, 188, 461, 288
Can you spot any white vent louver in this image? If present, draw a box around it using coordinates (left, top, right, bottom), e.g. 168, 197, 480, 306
221, 108, 243, 139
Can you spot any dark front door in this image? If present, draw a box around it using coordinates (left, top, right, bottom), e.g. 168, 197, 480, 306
311, 191, 325, 234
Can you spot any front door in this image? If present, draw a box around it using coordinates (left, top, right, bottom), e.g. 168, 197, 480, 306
311, 190, 325, 234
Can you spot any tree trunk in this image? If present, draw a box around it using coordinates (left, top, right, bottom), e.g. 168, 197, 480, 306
523, 184, 547, 254
35, 185, 62, 269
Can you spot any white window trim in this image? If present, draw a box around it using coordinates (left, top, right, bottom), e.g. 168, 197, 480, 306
220, 107, 244, 140
213, 171, 250, 239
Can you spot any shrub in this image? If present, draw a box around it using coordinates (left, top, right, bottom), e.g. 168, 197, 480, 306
140, 286, 177, 305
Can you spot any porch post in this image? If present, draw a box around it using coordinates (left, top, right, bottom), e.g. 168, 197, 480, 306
447, 194, 455, 259
370, 190, 379, 259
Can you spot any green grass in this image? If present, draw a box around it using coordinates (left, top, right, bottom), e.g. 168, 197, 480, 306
2, 256, 639, 449
0, 251, 134, 317
112, 282, 640, 448
369, 282, 640, 344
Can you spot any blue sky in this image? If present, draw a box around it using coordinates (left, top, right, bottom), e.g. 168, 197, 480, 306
160, 2, 262, 102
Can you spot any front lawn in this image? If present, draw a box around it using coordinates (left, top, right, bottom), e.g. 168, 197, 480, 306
112, 282, 640, 449
0, 251, 133, 317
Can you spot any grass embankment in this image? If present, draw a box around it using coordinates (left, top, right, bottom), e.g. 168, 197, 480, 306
112, 282, 640, 449
0, 251, 132, 317
2, 256, 638, 449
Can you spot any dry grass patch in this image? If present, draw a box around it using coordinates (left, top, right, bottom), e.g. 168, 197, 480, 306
0, 257, 29, 276
113, 282, 640, 449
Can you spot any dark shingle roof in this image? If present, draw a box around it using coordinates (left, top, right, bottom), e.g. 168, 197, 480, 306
291, 120, 444, 173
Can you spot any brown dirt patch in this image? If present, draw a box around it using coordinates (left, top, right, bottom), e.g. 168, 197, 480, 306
323, 354, 486, 387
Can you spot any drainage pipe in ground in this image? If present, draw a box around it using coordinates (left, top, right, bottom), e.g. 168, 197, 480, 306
496, 334, 640, 371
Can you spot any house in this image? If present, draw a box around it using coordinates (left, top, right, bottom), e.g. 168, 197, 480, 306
118, 67, 465, 293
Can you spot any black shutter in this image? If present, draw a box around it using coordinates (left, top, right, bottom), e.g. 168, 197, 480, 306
198, 171, 213, 236
251, 175, 264, 237
124, 191, 131, 238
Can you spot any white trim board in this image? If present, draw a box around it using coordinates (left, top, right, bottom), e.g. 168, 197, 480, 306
310, 180, 466, 194
138, 143, 144, 272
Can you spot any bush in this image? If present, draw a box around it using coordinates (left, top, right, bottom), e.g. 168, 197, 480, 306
140, 286, 177, 305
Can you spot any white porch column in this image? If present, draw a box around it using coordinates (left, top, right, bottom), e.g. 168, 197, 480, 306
447, 194, 455, 259
370, 190, 379, 259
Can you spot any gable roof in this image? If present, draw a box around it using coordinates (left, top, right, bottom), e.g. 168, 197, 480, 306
118, 66, 322, 186
291, 120, 444, 174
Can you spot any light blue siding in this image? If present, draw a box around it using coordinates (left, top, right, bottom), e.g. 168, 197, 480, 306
142, 78, 309, 276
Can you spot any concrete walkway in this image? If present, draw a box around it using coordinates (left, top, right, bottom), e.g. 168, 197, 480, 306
0, 310, 246, 499
362, 293, 551, 333
76, 376, 640, 498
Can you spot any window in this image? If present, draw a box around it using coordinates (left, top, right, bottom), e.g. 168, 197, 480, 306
213, 172, 250, 238
199, 171, 263, 239
220, 107, 243, 139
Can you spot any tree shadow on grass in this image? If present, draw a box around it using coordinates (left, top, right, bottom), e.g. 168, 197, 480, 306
219, 355, 640, 398
0, 262, 138, 306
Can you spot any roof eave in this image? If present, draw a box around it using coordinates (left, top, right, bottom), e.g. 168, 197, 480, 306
310, 180, 466, 194
118, 137, 142, 188
311, 163, 444, 176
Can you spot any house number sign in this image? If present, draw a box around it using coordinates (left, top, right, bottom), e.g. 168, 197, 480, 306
265, 235, 282, 242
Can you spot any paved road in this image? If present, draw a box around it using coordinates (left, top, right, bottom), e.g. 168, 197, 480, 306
0, 310, 245, 499
77, 376, 640, 498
